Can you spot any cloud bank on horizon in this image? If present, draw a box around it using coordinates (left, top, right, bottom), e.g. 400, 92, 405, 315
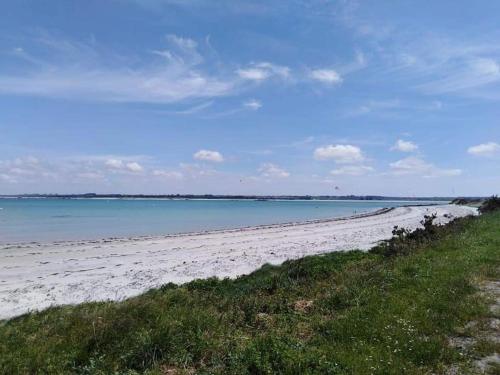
0, 0, 499, 196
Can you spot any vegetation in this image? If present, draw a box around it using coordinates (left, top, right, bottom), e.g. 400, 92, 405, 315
370, 212, 476, 258
451, 197, 484, 207
1, 205, 499, 374
479, 195, 500, 214
371, 213, 441, 257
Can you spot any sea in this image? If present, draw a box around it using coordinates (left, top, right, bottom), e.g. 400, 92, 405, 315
0, 198, 449, 244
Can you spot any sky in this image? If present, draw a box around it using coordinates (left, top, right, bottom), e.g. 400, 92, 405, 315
1, 0, 499, 196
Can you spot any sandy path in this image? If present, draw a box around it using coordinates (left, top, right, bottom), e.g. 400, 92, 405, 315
0, 204, 477, 320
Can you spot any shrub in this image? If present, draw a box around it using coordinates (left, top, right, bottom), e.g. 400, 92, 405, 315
371, 214, 438, 257
371, 213, 473, 257
479, 195, 500, 214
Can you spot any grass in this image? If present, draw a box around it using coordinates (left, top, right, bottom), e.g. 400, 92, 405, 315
0, 211, 499, 374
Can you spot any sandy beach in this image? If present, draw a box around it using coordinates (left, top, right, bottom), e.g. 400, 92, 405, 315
0, 204, 477, 320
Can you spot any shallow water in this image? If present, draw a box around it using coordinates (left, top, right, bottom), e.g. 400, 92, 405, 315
0, 198, 448, 243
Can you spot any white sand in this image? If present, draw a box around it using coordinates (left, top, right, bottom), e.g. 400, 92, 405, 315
0, 204, 477, 320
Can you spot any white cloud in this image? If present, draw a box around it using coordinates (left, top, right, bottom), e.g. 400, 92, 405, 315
256, 62, 290, 78
105, 159, 124, 169
391, 139, 418, 152
330, 165, 374, 176
309, 69, 342, 85
314, 144, 364, 164
105, 159, 143, 172
473, 58, 500, 77
237, 68, 270, 81
258, 163, 290, 178
193, 149, 224, 162
237, 62, 290, 82
0, 156, 57, 182
0, 155, 206, 191
467, 142, 500, 157
4, 157, 44, 178
125, 162, 144, 172
389, 156, 461, 178
243, 99, 262, 110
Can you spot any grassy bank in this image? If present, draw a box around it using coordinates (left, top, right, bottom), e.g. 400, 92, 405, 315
1, 211, 499, 374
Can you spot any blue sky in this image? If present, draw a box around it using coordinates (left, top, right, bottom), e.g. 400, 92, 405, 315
1, 0, 499, 196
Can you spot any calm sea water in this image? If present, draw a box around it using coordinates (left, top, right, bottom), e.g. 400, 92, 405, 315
0, 198, 448, 244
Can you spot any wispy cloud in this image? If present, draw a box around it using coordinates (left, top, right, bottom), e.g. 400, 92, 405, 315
243, 98, 262, 110
383, 35, 500, 98
389, 157, 461, 178
258, 163, 290, 178
330, 165, 374, 176
333, 1, 500, 99
347, 99, 400, 117
0, 33, 236, 104
170, 101, 214, 115
275, 136, 315, 150
152, 169, 184, 179
1, 32, 357, 106
416, 56, 500, 95
125, 0, 275, 16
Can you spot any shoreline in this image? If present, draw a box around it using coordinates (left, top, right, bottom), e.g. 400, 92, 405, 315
0, 204, 477, 320
0, 202, 446, 248
1, 206, 396, 248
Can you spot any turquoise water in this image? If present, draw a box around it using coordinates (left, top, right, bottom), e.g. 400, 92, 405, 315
0, 198, 448, 244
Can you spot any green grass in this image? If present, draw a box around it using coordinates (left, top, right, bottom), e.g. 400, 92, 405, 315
1, 212, 499, 374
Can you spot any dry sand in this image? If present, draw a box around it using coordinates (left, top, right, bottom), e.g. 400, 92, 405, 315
0, 204, 477, 320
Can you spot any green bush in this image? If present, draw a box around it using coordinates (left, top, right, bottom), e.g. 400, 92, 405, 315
479, 195, 500, 213
371, 214, 473, 257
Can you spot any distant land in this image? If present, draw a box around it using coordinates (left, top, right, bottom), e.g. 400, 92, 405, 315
0, 193, 486, 201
